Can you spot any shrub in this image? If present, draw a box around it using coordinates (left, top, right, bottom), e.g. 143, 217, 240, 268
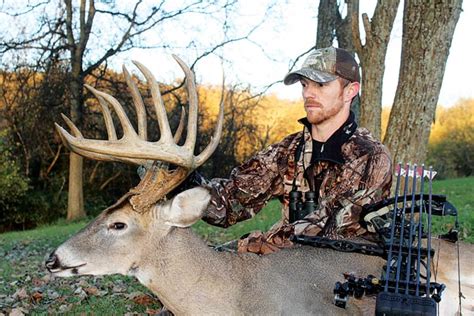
427, 100, 474, 178
0, 132, 30, 230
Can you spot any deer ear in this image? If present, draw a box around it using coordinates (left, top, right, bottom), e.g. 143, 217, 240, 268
160, 187, 211, 227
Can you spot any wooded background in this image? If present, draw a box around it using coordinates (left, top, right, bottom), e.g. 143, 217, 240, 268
0, 0, 470, 231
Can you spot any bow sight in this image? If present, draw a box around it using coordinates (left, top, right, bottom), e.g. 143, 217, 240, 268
293, 163, 460, 315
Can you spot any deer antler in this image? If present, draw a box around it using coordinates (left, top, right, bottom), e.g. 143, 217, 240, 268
56, 55, 224, 212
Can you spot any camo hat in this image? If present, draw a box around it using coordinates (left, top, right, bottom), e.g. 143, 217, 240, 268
284, 47, 360, 85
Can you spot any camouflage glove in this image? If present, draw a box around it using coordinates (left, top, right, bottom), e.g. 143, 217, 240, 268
237, 224, 295, 255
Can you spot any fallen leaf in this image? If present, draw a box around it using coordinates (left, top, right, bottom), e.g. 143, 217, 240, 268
78, 279, 90, 288
146, 308, 163, 315
13, 288, 28, 300
84, 286, 99, 296
125, 291, 143, 300
31, 277, 45, 287
132, 294, 155, 306
112, 285, 126, 293
31, 292, 43, 303
73, 287, 87, 301
58, 304, 70, 313
46, 290, 60, 300
8, 307, 25, 316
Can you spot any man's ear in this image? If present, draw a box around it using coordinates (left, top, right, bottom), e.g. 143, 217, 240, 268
345, 81, 360, 102
159, 187, 211, 227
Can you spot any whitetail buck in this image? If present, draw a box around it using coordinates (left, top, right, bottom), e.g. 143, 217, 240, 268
46, 56, 472, 315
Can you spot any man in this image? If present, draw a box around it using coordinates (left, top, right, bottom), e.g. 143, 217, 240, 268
201, 46, 392, 255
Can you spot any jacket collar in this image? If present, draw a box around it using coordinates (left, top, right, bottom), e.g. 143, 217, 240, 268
298, 111, 357, 164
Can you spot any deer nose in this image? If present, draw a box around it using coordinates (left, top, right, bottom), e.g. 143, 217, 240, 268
45, 252, 60, 271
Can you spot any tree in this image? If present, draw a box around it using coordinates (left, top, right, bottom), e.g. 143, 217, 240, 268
315, 0, 361, 119
315, 0, 399, 135
427, 100, 474, 178
315, 0, 339, 48
314, 0, 463, 165
349, 0, 400, 139
1, 0, 270, 220
384, 0, 463, 164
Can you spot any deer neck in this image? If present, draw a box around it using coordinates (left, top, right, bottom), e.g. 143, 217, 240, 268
132, 227, 243, 314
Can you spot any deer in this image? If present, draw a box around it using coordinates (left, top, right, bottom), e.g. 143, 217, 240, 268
45, 56, 473, 315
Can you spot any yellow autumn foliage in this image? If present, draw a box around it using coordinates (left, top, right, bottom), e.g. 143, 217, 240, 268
382, 100, 473, 177
197, 85, 305, 162
429, 99, 474, 144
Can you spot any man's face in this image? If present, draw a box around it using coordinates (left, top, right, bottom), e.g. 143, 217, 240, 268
300, 77, 347, 125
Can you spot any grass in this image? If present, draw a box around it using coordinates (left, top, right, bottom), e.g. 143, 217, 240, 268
192, 199, 282, 244
0, 176, 472, 314
431, 176, 474, 242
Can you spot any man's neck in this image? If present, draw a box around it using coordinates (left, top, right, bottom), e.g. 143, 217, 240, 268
311, 109, 350, 142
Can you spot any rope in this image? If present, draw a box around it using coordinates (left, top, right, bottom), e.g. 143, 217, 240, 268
434, 238, 440, 282
435, 238, 441, 316
456, 239, 463, 315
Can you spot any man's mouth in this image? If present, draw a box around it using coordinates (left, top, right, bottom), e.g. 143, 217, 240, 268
305, 102, 322, 108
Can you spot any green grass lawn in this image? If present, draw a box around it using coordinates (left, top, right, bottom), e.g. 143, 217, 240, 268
431, 176, 474, 242
0, 176, 472, 314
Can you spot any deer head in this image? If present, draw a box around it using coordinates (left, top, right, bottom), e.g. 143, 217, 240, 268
46, 55, 223, 277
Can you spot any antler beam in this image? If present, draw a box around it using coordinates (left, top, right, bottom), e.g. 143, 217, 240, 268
55, 55, 223, 170
56, 55, 224, 211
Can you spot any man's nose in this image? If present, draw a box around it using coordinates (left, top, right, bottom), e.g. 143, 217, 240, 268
303, 90, 316, 101
302, 85, 317, 100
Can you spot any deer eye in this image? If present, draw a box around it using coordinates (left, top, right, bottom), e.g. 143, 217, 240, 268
109, 222, 127, 230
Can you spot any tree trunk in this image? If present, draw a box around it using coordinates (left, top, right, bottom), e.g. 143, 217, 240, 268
335, 1, 359, 121
64, 0, 93, 221
349, 0, 400, 139
67, 152, 85, 220
66, 75, 86, 220
316, 0, 361, 121
335, 1, 354, 51
316, 0, 338, 48
384, 0, 462, 165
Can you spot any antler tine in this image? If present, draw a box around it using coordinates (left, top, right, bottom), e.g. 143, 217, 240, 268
85, 84, 138, 139
174, 106, 186, 143
59, 113, 83, 138
172, 54, 198, 152
123, 65, 147, 141
96, 95, 117, 140
195, 95, 224, 167
151, 107, 186, 171
132, 60, 173, 144
55, 120, 148, 166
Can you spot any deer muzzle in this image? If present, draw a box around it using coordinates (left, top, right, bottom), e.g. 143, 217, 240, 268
45, 251, 86, 275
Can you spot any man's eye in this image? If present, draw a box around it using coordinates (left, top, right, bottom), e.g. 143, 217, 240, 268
109, 222, 127, 230
318, 82, 325, 87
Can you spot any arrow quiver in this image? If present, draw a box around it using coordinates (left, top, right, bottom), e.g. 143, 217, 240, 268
364, 164, 458, 315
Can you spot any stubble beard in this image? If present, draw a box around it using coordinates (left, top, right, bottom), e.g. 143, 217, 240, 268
305, 100, 344, 125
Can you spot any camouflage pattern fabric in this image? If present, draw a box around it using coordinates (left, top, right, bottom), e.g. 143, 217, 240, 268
202, 115, 392, 255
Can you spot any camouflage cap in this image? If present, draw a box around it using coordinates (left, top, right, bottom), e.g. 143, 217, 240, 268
284, 47, 360, 85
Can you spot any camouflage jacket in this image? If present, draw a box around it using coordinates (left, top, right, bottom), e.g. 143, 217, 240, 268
202, 112, 392, 254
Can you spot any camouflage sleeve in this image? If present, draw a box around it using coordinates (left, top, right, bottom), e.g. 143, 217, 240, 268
201, 135, 296, 228
293, 150, 392, 239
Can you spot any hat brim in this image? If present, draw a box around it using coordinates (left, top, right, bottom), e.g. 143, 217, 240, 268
283, 68, 338, 85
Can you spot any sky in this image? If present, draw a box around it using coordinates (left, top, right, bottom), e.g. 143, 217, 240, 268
2, 1, 472, 108
122, 0, 474, 108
